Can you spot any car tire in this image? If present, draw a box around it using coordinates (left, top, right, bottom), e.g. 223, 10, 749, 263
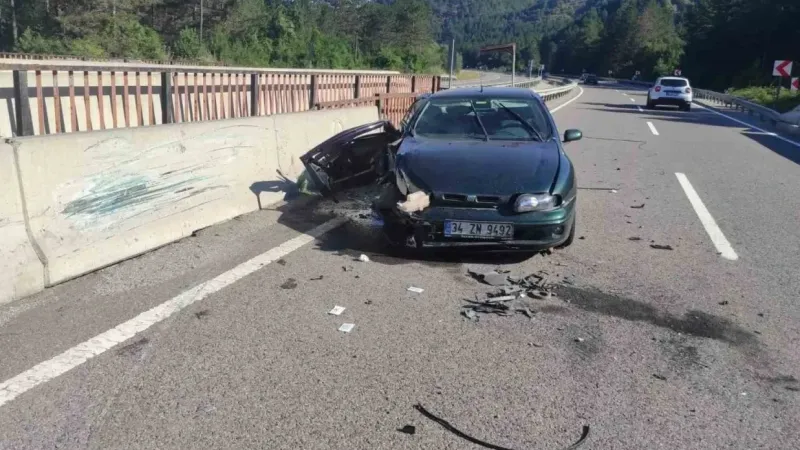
681, 103, 692, 112
646, 98, 655, 109
556, 213, 576, 249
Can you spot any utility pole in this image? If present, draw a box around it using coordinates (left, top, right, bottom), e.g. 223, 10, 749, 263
10, 0, 18, 45
448, 38, 455, 89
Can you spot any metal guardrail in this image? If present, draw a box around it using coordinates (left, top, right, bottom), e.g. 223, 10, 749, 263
2, 60, 441, 137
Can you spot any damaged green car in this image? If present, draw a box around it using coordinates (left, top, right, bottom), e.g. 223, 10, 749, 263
300, 87, 582, 251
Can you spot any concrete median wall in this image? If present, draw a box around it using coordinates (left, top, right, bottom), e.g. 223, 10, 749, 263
0, 141, 45, 301
2, 105, 379, 303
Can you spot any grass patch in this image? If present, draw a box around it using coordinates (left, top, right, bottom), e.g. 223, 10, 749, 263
728, 86, 800, 113
455, 70, 482, 81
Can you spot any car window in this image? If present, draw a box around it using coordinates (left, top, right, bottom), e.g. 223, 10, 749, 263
400, 97, 427, 133
412, 97, 552, 142
660, 79, 688, 87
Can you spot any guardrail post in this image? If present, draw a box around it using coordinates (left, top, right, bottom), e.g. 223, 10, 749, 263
309, 74, 319, 109
250, 74, 258, 116
160, 71, 173, 124
12, 70, 34, 136
354, 75, 361, 99
386, 76, 391, 93
411, 76, 417, 93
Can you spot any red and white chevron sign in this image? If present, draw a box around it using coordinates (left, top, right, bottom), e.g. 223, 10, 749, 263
773, 60, 793, 77
792, 77, 800, 92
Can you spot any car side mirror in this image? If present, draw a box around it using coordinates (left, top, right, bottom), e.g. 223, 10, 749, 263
563, 129, 583, 143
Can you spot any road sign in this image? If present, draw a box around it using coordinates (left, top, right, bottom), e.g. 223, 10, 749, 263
773, 60, 793, 77
792, 77, 799, 92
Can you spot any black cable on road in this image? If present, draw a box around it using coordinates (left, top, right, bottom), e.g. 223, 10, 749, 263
413, 403, 591, 450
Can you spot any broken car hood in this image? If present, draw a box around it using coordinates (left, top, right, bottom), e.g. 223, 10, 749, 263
396, 137, 561, 195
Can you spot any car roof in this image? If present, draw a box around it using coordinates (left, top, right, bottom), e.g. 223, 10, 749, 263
429, 86, 540, 100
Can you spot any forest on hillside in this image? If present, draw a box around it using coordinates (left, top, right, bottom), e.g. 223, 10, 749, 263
0, 0, 447, 73
435, 0, 800, 90
1, 0, 799, 90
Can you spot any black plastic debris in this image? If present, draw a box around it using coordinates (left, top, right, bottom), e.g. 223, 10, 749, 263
414, 403, 591, 450
652, 374, 667, 381
718, 300, 729, 305
280, 278, 298, 289
631, 204, 645, 209
398, 425, 416, 435
277, 259, 287, 266
650, 244, 674, 250
628, 237, 642, 241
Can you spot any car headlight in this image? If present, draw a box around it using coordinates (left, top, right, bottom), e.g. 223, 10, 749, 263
514, 194, 560, 212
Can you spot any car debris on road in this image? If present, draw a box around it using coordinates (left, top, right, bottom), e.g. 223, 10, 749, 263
338, 323, 355, 333
407, 286, 425, 294
328, 306, 346, 316
650, 244, 674, 250
413, 403, 591, 450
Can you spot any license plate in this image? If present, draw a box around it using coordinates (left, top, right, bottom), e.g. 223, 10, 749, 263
444, 221, 514, 239
666, 91, 679, 96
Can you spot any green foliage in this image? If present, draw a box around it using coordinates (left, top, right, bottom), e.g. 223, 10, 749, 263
728, 86, 800, 114
16, 29, 65, 55
2, 0, 443, 73
172, 28, 210, 61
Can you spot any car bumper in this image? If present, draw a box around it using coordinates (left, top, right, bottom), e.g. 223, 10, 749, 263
380, 202, 576, 251
651, 95, 692, 105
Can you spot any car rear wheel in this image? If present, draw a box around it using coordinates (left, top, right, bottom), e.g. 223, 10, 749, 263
646, 97, 655, 109
681, 103, 692, 112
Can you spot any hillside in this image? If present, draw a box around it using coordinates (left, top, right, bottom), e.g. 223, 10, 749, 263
431, 0, 799, 90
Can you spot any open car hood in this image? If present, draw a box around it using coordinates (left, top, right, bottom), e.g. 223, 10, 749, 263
299, 121, 400, 199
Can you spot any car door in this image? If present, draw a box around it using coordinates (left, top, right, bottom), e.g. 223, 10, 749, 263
299, 121, 401, 198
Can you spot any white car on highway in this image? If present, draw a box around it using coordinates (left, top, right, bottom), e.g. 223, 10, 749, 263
646, 77, 693, 111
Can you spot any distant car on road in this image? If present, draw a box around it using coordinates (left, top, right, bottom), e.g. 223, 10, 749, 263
647, 77, 693, 111
301, 87, 582, 253
584, 74, 598, 85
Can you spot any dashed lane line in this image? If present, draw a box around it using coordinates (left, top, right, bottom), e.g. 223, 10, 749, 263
675, 173, 739, 261
647, 121, 660, 135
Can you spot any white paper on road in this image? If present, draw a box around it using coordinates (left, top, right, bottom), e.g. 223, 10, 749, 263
338, 323, 355, 333
328, 306, 346, 316
407, 287, 424, 294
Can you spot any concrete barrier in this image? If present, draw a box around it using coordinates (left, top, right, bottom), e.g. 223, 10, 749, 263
273, 107, 380, 180
9, 105, 379, 290
0, 141, 45, 304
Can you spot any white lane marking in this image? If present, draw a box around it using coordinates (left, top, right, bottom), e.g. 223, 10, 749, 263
629, 98, 636, 102
675, 173, 739, 261
637, 106, 644, 112
0, 217, 347, 408
549, 86, 585, 113
694, 102, 800, 149
647, 121, 659, 135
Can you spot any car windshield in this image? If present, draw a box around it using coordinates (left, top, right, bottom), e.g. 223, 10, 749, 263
661, 79, 688, 87
412, 97, 552, 142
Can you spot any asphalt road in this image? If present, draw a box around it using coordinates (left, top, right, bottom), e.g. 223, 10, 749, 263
2, 81, 799, 449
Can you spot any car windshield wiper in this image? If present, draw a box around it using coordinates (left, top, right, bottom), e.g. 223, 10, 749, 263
469, 100, 490, 141
496, 102, 547, 142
